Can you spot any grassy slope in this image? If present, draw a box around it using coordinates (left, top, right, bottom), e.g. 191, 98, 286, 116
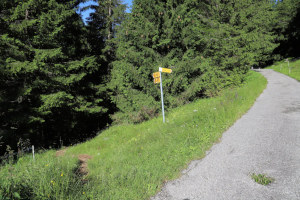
267, 59, 300, 80
0, 71, 267, 200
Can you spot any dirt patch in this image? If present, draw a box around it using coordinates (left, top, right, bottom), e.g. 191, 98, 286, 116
55, 149, 67, 157
77, 154, 93, 176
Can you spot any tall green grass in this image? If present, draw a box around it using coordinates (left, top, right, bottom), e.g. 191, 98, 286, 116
268, 59, 300, 80
0, 71, 267, 200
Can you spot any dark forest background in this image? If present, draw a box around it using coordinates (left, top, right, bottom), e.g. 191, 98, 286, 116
1, 0, 299, 155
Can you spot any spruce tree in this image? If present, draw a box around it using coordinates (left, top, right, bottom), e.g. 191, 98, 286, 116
208, 0, 278, 67
83, 0, 126, 60
109, 0, 216, 123
109, 0, 279, 123
0, 0, 108, 152
274, 0, 300, 57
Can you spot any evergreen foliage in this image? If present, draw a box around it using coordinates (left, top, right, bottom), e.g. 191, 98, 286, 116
1, 0, 299, 153
274, 0, 300, 57
81, 0, 126, 64
109, 0, 278, 123
0, 0, 109, 153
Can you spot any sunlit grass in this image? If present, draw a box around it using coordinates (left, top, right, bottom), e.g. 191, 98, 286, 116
0, 71, 267, 200
267, 59, 300, 81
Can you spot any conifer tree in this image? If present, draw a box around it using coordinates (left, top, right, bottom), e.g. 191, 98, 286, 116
109, 0, 279, 123
83, 0, 126, 60
208, 0, 278, 67
0, 0, 108, 152
274, 0, 300, 57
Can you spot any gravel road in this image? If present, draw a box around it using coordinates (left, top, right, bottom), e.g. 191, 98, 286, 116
152, 69, 300, 200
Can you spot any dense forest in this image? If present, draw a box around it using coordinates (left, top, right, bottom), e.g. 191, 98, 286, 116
0, 0, 299, 155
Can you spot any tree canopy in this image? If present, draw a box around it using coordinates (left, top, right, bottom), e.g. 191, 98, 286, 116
109, 0, 279, 123
0, 0, 114, 153
0, 0, 299, 154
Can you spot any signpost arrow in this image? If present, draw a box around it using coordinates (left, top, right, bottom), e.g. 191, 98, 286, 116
159, 67, 172, 73
153, 77, 161, 84
153, 72, 160, 78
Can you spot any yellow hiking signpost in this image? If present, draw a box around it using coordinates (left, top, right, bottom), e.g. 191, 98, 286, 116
153, 77, 161, 84
152, 72, 161, 83
160, 68, 172, 73
153, 67, 172, 123
152, 72, 160, 78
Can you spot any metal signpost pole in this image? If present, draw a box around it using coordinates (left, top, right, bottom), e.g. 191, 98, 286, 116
159, 70, 165, 123
153, 67, 171, 123
286, 58, 290, 74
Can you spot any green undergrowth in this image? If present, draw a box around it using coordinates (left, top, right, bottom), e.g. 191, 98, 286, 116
0, 71, 267, 200
267, 59, 300, 80
251, 173, 274, 185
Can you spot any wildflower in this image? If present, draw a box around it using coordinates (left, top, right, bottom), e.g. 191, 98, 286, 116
51, 180, 55, 185
61, 173, 63, 177
83, 192, 85, 195
45, 164, 49, 167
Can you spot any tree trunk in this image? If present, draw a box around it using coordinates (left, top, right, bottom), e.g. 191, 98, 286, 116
25, 9, 29, 20
108, 0, 112, 40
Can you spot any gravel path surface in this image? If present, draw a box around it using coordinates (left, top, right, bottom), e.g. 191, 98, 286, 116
152, 70, 300, 200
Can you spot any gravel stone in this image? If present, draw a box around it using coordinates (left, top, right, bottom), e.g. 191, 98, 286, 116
152, 70, 300, 200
